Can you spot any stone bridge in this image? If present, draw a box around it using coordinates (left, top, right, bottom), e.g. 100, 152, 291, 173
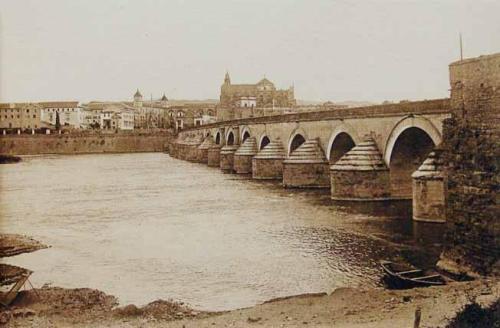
170, 98, 451, 222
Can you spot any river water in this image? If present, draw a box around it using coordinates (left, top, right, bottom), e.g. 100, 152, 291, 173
0, 153, 444, 311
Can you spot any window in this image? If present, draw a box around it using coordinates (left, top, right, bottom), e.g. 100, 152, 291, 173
33, 114, 36, 118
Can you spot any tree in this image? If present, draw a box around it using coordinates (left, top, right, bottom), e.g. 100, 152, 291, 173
55, 111, 61, 130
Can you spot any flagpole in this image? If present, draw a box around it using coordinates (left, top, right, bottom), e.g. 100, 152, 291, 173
459, 33, 463, 61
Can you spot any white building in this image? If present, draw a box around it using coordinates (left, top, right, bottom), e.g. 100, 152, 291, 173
40, 101, 83, 128
81, 102, 134, 131
102, 108, 134, 130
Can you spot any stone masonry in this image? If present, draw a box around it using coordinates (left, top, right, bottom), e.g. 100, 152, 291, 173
283, 138, 330, 188
252, 140, 286, 180
438, 53, 500, 277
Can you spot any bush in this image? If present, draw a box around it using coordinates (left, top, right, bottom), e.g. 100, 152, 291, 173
446, 298, 499, 328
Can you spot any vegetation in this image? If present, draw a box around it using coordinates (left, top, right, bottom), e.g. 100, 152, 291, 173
446, 298, 499, 328
55, 111, 61, 130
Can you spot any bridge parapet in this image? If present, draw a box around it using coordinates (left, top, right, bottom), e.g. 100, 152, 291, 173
181, 98, 450, 132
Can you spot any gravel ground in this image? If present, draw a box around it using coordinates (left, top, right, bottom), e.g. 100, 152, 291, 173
2, 279, 498, 327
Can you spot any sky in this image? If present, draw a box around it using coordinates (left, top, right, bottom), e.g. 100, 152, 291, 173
0, 0, 499, 103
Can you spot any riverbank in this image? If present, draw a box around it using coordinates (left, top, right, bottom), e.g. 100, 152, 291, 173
0, 234, 48, 257
0, 132, 171, 155
0, 155, 22, 164
2, 279, 498, 327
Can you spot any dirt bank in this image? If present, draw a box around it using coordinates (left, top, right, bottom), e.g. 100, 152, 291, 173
0, 155, 21, 164
0, 234, 48, 258
2, 279, 498, 327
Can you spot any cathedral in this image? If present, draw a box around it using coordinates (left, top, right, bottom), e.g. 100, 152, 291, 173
219, 72, 295, 109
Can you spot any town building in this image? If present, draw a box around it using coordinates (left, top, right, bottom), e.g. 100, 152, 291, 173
166, 105, 216, 131
0, 102, 43, 132
130, 89, 216, 130
219, 73, 295, 108
82, 102, 134, 131
39, 101, 83, 129
217, 73, 296, 120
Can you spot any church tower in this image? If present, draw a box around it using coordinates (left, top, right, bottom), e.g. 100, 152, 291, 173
224, 71, 231, 85
133, 89, 143, 108
220, 72, 232, 107
160, 93, 168, 107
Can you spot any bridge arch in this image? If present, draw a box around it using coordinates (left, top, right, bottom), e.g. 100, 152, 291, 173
287, 127, 308, 156
259, 135, 271, 150
241, 127, 251, 142
384, 115, 442, 165
215, 131, 222, 144
226, 129, 236, 145
326, 123, 361, 164
384, 116, 442, 197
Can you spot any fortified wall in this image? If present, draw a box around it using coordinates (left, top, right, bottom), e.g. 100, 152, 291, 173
438, 53, 500, 277
0, 132, 172, 155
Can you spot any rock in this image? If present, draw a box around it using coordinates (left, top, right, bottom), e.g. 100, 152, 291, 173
12, 308, 36, 317
480, 289, 492, 295
0, 311, 12, 324
247, 316, 262, 323
113, 304, 143, 317
403, 296, 412, 302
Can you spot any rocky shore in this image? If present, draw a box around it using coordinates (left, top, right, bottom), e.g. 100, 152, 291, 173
0, 279, 497, 327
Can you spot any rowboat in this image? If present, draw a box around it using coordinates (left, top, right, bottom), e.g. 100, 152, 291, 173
380, 261, 447, 289
0, 263, 33, 306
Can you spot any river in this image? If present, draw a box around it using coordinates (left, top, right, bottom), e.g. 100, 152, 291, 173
0, 153, 444, 311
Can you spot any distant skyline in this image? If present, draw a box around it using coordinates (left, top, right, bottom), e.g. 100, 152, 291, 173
1, 0, 499, 103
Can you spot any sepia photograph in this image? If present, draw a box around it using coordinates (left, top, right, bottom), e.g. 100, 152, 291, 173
0, 0, 498, 327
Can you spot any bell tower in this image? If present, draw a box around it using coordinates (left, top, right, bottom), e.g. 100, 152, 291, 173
133, 89, 143, 108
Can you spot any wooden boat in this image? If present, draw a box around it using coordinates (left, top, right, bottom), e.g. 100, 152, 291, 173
0, 263, 33, 306
381, 261, 446, 289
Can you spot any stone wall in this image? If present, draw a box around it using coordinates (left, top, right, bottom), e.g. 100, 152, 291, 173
233, 155, 253, 174
282, 163, 330, 188
412, 178, 445, 222
207, 147, 221, 167
438, 53, 500, 277
252, 158, 283, 180
0, 132, 171, 155
331, 170, 391, 200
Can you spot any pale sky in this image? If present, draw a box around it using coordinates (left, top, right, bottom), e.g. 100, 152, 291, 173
0, 0, 499, 103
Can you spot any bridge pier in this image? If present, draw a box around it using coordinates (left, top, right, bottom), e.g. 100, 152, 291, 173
283, 138, 330, 188
220, 145, 238, 173
411, 150, 445, 223
207, 144, 222, 167
197, 137, 214, 164
252, 140, 286, 180
234, 137, 257, 174
330, 137, 391, 200
186, 135, 203, 162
